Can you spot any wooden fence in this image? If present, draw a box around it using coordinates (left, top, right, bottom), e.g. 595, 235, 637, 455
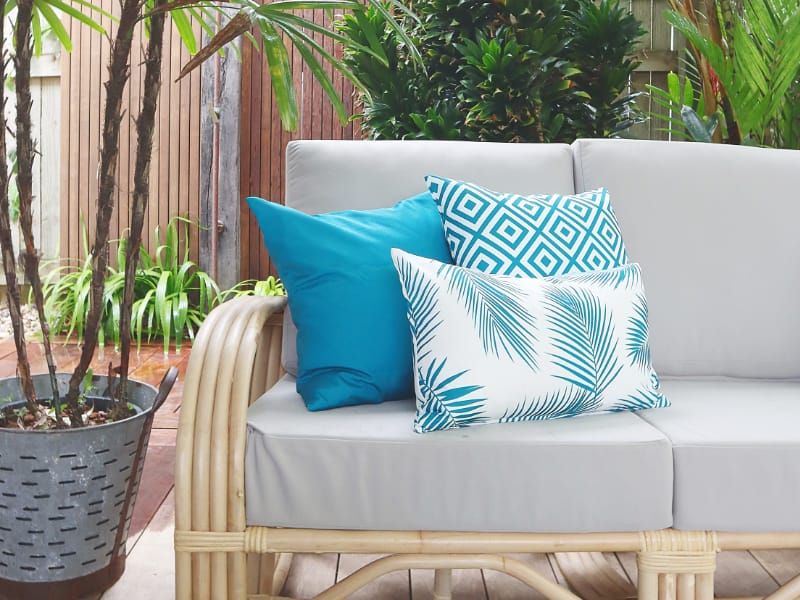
59, 2, 202, 268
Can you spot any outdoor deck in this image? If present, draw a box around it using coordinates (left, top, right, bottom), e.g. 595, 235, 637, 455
2, 339, 798, 600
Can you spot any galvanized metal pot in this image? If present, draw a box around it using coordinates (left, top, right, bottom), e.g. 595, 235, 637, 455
0, 373, 165, 600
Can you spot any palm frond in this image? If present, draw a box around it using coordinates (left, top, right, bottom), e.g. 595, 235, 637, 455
625, 292, 650, 369
608, 386, 668, 412
437, 263, 538, 370
498, 386, 599, 423
549, 264, 639, 290
415, 358, 487, 432
544, 284, 621, 397
395, 254, 441, 362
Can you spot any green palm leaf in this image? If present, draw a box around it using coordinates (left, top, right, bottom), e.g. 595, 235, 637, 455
416, 358, 486, 432
544, 284, 621, 397
625, 292, 650, 370
438, 263, 538, 369
498, 386, 599, 423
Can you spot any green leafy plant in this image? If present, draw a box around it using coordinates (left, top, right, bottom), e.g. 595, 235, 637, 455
337, 0, 644, 142
43, 217, 287, 355
648, 0, 800, 147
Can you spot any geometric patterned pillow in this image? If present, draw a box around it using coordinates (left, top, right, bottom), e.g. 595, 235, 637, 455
391, 250, 668, 433
425, 176, 628, 277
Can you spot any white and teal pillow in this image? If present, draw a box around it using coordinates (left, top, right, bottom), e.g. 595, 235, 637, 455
391, 250, 668, 433
425, 176, 627, 277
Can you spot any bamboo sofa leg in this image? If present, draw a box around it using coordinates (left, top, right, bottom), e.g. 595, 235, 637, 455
637, 531, 719, 600
175, 296, 287, 600
433, 568, 453, 600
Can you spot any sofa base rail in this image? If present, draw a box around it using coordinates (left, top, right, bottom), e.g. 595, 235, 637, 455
175, 526, 800, 600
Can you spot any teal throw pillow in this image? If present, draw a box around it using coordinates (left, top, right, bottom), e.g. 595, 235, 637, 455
426, 176, 627, 277
392, 250, 668, 433
247, 194, 452, 411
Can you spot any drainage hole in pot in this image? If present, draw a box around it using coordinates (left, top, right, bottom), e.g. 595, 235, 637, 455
69, 491, 86, 497
114, 499, 124, 508
48, 565, 65, 571
94, 448, 110, 455
47, 516, 65, 522
58, 479, 75, 485
21, 481, 37, 486
33, 494, 50, 499
91, 474, 106, 481
18, 542, 33, 547
19, 456, 36, 460
100, 484, 114, 491
60, 526, 77, 533
103, 459, 117, 466
71, 465, 89, 471
96, 518, 110, 526
0, 466, 12, 471
88, 499, 103, 506
0, 562, 6, 568
93, 542, 107, 551
0, 526, 9, 531
31, 468, 49, 474
22, 507, 38, 512
0, 504, 6, 510
29, 555, 45, 559
118, 465, 130, 473
58, 453, 77, 459
2, 550, 14, 556
123, 440, 136, 447
114, 490, 125, 498
59, 551, 76, 558
87, 510, 101, 516
1, 492, 16, 497
85, 534, 99, 541
14, 517, 31, 522
57, 505, 75, 511
27, 529, 44, 534
20, 566, 36, 572
81, 559, 97, 566
48, 541, 65, 547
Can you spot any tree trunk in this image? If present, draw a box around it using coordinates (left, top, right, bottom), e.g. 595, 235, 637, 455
0, 5, 38, 417
14, 0, 62, 419
65, 0, 144, 424
114, 0, 167, 418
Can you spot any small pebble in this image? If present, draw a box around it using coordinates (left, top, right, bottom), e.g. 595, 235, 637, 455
0, 304, 44, 341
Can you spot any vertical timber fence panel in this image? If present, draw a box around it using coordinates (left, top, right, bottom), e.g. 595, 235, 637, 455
59, 2, 203, 268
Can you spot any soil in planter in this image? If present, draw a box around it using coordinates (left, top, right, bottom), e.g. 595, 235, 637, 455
0, 396, 139, 431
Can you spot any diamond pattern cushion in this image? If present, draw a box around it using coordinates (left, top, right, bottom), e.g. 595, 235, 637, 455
426, 176, 627, 277
391, 250, 668, 433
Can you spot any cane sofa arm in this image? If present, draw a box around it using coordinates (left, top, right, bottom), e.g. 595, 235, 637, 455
175, 295, 286, 600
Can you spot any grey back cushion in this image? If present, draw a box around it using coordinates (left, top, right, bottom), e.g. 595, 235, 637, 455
572, 138, 800, 378
280, 140, 576, 376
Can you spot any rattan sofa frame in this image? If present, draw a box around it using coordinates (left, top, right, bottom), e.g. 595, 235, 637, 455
174, 295, 800, 600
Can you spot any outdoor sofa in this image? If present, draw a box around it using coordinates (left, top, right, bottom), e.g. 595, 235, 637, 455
174, 138, 800, 599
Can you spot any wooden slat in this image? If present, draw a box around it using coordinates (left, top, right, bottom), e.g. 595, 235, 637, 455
59, 3, 202, 268
336, 554, 411, 600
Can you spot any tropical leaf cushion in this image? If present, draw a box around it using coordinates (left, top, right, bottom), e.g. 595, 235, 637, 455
426, 176, 627, 277
247, 194, 452, 411
391, 250, 669, 433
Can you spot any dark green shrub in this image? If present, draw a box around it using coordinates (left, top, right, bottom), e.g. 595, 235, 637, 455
338, 0, 644, 141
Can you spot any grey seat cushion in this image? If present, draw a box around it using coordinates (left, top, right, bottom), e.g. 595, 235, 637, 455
245, 376, 673, 533
638, 377, 800, 532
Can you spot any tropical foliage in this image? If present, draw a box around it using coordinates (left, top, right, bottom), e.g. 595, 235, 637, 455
42, 218, 285, 354
337, 0, 644, 142
648, 0, 800, 147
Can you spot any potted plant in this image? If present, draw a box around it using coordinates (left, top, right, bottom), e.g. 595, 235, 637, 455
0, 0, 414, 596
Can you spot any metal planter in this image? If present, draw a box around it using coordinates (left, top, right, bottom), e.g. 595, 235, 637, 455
0, 373, 158, 600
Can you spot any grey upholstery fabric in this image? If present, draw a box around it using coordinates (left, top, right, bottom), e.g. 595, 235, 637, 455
280, 140, 577, 374
572, 138, 800, 378
245, 376, 673, 533
638, 378, 800, 532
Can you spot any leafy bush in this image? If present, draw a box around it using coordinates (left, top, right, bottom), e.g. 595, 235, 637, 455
42, 217, 286, 353
337, 0, 644, 142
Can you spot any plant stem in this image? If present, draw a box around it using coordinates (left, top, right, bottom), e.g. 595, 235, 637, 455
66, 0, 144, 424
14, 0, 62, 420
0, 7, 38, 417
115, 0, 167, 417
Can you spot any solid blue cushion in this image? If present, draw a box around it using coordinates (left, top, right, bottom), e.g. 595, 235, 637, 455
247, 193, 452, 411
